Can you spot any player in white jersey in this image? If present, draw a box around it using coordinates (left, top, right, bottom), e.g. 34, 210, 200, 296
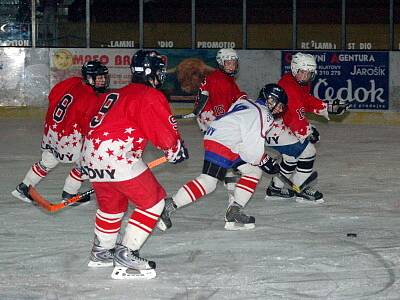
157, 84, 288, 231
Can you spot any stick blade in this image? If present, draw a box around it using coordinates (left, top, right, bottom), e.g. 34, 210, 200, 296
28, 185, 54, 211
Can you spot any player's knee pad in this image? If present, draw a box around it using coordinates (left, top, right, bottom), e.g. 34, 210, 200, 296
236, 163, 262, 179
69, 167, 83, 181
279, 154, 298, 177
41, 150, 59, 170
297, 143, 316, 172
196, 173, 218, 194
202, 160, 228, 181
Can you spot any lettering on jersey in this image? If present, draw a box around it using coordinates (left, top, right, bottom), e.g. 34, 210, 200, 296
205, 126, 216, 136
265, 136, 279, 145
43, 144, 74, 161
53, 94, 73, 123
296, 107, 306, 120
90, 93, 119, 128
169, 115, 178, 130
81, 166, 116, 179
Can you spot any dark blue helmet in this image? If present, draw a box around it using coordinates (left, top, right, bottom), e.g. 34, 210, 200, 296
258, 83, 288, 114
130, 50, 167, 88
81, 60, 109, 92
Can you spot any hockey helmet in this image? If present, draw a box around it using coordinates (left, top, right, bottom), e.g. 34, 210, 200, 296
290, 52, 317, 85
130, 49, 167, 88
258, 83, 287, 115
216, 48, 239, 76
81, 60, 109, 92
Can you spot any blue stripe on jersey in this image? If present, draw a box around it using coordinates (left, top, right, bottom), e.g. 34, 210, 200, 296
204, 151, 242, 169
269, 139, 309, 158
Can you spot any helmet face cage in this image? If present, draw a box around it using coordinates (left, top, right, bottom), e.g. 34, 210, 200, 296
130, 50, 167, 88
290, 53, 317, 84
216, 48, 239, 76
82, 60, 109, 92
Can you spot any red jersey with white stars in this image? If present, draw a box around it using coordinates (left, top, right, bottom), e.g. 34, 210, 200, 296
41, 77, 99, 163
81, 83, 181, 182
278, 73, 326, 140
197, 69, 241, 130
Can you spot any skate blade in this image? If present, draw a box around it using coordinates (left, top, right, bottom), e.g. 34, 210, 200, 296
295, 197, 324, 204
111, 266, 156, 280
88, 260, 114, 268
265, 194, 294, 201
11, 190, 32, 203
224, 222, 255, 231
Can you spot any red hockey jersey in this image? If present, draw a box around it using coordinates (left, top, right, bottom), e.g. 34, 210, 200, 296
81, 83, 181, 182
197, 69, 241, 130
278, 73, 326, 139
41, 77, 99, 163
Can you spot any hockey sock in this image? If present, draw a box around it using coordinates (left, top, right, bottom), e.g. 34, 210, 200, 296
233, 164, 262, 207
292, 143, 316, 187
273, 157, 297, 188
22, 162, 49, 187
123, 200, 164, 251
94, 209, 124, 249
173, 174, 218, 208
62, 167, 84, 195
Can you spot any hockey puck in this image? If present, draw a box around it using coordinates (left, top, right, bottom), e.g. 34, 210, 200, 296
346, 233, 357, 237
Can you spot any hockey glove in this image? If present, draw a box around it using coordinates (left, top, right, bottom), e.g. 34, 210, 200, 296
308, 125, 320, 144
325, 99, 351, 115
168, 140, 189, 164
259, 154, 280, 174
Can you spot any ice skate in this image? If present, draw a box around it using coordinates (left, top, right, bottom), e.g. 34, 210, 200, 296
265, 180, 295, 200
111, 245, 156, 280
88, 236, 115, 267
62, 191, 91, 207
224, 203, 255, 231
156, 197, 176, 231
11, 183, 32, 203
295, 186, 324, 204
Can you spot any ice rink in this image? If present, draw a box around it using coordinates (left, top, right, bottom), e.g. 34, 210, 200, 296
1, 117, 400, 300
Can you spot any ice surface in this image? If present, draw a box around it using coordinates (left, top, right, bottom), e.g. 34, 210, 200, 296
1, 118, 400, 300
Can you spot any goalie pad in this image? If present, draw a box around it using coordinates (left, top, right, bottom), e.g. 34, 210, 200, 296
325, 99, 351, 115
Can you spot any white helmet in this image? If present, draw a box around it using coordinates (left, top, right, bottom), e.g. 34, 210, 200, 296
290, 52, 317, 82
216, 48, 239, 75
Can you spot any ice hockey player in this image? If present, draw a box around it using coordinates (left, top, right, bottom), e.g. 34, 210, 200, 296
157, 86, 288, 232
265, 52, 349, 203
83, 50, 188, 279
12, 60, 109, 205
177, 49, 243, 202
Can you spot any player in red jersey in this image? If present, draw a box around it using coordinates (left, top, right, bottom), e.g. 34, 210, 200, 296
83, 50, 188, 280
265, 52, 349, 203
12, 60, 109, 205
195, 48, 241, 132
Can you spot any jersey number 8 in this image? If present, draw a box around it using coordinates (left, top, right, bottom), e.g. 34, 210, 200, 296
53, 94, 73, 123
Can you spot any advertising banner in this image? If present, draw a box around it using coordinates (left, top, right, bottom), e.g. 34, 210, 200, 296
49, 48, 218, 105
281, 51, 389, 110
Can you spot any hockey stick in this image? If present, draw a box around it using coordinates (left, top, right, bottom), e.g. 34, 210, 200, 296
28, 156, 168, 213
173, 112, 196, 119
277, 171, 318, 193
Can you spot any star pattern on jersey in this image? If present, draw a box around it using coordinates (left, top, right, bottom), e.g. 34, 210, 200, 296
200, 110, 216, 127
84, 126, 147, 165
41, 127, 83, 162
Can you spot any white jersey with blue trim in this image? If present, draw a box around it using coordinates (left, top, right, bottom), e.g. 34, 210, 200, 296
204, 97, 274, 165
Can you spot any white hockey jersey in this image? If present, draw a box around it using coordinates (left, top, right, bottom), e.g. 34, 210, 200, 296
203, 97, 274, 167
